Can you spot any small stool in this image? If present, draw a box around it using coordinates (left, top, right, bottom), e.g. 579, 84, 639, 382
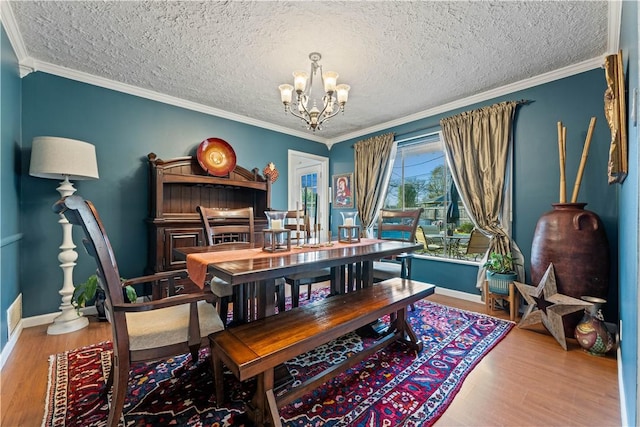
483, 280, 519, 321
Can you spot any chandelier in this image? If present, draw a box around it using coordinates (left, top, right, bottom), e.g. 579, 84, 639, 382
278, 52, 351, 132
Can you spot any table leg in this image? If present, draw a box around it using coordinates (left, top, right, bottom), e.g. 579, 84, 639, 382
232, 285, 246, 324
256, 278, 277, 319
334, 266, 347, 294
362, 260, 373, 288
355, 262, 363, 291
347, 263, 355, 292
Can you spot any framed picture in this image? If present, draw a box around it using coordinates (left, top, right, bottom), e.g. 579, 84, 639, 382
332, 173, 354, 209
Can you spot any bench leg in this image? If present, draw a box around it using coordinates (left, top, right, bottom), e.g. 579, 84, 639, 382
265, 388, 281, 427
211, 344, 225, 405
247, 368, 282, 427
391, 307, 423, 352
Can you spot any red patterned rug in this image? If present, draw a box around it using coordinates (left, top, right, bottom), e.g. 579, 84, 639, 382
43, 293, 513, 426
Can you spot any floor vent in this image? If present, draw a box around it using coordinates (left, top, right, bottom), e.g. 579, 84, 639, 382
7, 294, 22, 337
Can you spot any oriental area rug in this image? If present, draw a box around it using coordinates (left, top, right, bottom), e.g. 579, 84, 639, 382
43, 293, 513, 427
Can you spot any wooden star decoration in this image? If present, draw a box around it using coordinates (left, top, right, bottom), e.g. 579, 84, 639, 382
514, 263, 592, 350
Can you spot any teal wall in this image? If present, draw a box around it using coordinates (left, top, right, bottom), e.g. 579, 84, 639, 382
618, 2, 638, 425
20, 72, 327, 317
331, 69, 620, 319
327, 138, 354, 232
3, 9, 639, 422
1, 26, 22, 349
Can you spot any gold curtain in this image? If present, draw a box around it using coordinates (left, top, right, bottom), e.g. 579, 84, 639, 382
440, 101, 524, 288
354, 132, 395, 235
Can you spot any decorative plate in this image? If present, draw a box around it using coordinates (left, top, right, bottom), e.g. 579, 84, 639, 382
196, 138, 237, 176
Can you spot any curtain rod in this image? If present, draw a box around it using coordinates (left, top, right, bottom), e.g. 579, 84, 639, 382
351, 99, 531, 148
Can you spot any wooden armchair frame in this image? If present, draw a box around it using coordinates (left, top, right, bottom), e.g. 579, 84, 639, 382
55, 195, 223, 427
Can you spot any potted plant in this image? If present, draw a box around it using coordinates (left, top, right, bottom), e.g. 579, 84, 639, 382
73, 274, 136, 321
483, 252, 517, 294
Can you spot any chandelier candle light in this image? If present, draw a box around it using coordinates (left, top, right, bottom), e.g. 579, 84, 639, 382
278, 52, 350, 131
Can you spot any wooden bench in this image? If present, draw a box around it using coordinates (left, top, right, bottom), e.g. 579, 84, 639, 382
209, 277, 435, 427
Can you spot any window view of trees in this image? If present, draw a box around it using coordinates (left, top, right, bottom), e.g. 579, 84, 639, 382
383, 134, 480, 261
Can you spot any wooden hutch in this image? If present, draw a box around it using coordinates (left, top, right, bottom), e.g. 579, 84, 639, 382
146, 153, 271, 276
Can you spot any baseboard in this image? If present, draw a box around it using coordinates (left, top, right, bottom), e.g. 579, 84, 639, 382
435, 286, 482, 304
0, 319, 23, 371
616, 342, 629, 427
1, 306, 98, 369
22, 306, 97, 328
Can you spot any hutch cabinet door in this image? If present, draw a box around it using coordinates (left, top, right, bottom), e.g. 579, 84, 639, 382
163, 227, 204, 269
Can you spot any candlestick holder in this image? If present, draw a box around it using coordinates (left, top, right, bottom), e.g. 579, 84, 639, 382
264, 210, 287, 246
339, 211, 360, 243
263, 229, 291, 252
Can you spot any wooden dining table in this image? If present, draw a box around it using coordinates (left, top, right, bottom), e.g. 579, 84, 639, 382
174, 238, 422, 323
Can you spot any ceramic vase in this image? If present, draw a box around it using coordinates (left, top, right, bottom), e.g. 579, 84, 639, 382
95, 288, 107, 322
486, 271, 517, 295
574, 296, 614, 356
530, 203, 610, 336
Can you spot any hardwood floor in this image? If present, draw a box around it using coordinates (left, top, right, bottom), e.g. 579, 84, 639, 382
0, 291, 620, 427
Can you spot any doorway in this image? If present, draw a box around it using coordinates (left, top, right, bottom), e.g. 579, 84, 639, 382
287, 150, 329, 238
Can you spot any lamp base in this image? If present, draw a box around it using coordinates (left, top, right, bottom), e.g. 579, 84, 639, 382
47, 312, 89, 335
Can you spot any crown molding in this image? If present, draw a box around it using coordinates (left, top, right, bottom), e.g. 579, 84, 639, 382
326, 56, 605, 146
30, 55, 604, 151
0, 2, 30, 64
3, 0, 616, 149
607, 0, 622, 53
27, 59, 327, 145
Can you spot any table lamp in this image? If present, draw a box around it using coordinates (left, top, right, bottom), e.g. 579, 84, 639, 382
29, 136, 99, 335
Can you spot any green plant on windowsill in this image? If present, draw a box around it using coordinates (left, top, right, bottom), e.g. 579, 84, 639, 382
483, 252, 515, 274
73, 274, 136, 319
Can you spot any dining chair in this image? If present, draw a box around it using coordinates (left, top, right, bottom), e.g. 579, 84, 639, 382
197, 205, 271, 324
373, 208, 424, 282
54, 195, 224, 427
281, 208, 332, 308
416, 225, 444, 255
464, 228, 491, 260
284, 207, 309, 243
197, 206, 288, 322
198, 206, 255, 247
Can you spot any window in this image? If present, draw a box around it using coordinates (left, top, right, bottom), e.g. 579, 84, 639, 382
300, 172, 318, 225
383, 132, 478, 261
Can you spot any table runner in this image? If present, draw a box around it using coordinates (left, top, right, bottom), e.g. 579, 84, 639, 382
187, 238, 382, 288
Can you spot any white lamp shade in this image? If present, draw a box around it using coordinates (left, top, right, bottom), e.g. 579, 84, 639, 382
292, 71, 308, 92
279, 84, 293, 104
336, 84, 350, 104
322, 71, 338, 93
29, 136, 99, 180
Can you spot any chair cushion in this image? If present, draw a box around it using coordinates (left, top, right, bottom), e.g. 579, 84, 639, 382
126, 300, 224, 351
209, 276, 234, 297
285, 268, 332, 285
373, 261, 402, 280
211, 276, 285, 297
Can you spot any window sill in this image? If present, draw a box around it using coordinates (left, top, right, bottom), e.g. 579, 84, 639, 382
413, 253, 481, 267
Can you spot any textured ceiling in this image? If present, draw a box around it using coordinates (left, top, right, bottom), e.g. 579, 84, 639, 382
4, 1, 612, 145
